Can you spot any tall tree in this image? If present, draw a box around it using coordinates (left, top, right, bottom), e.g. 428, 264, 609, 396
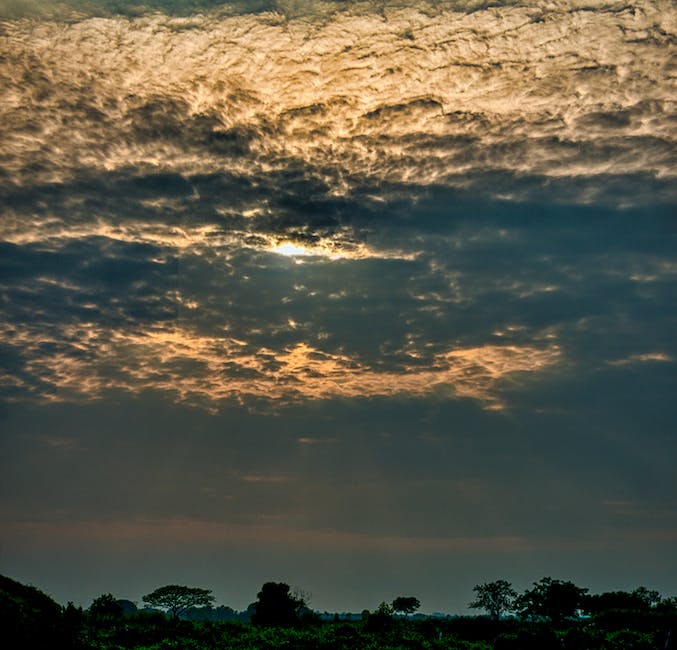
469, 580, 517, 620
632, 586, 661, 608
88, 593, 123, 621
391, 596, 421, 617
251, 582, 305, 627
516, 577, 588, 625
142, 585, 214, 618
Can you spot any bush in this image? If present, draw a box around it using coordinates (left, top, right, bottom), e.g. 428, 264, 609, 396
603, 629, 654, 650
494, 626, 561, 650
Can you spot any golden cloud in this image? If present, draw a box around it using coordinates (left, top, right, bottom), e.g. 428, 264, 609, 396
1, 321, 561, 410
0, 0, 673, 198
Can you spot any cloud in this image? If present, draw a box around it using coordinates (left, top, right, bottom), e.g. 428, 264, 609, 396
0, 0, 674, 413
608, 352, 674, 366
0, 0, 674, 204
0, 316, 562, 409
1, 178, 674, 414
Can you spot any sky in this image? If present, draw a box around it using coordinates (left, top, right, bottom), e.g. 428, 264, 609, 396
0, 0, 675, 614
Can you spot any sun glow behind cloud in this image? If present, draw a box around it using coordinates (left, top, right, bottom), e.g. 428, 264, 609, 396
0, 0, 673, 416
274, 242, 319, 258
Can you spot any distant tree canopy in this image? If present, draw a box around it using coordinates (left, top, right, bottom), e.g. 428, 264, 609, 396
115, 599, 138, 615
632, 586, 662, 608
3, 572, 677, 650
516, 577, 588, 625
469, 580, 517, 620
251, 582, 305, 627
142, 585, 214, 618
391, 596, 421, 616
583, 586, 662, 615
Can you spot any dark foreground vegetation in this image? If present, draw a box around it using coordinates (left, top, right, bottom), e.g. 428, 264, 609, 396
2, 574, 675, 650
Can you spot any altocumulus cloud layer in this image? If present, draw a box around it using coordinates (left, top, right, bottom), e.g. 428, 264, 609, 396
0, 0, 676, 610
1, 0, 674, 410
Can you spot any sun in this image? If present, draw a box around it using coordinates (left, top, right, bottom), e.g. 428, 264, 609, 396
270, 238, 355, 260
274, 242, 317, 257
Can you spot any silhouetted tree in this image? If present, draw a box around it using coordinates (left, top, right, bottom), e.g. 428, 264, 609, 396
583, 590, 649, 615
243, 602, 257, 622
364, 601, 395, 633
251, 582, 305, 627
633, 586, 661, 608
292, 586, 312, 606
469, 580, 517, 620
516, 577, 588, 625
88, 593, 123, 621
0, 574, 67, 650
142, 585, 214, 618
62, 602, 86, 646
392, 596, 421, 616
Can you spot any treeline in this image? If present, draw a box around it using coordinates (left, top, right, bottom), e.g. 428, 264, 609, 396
1, 573, 675, 649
